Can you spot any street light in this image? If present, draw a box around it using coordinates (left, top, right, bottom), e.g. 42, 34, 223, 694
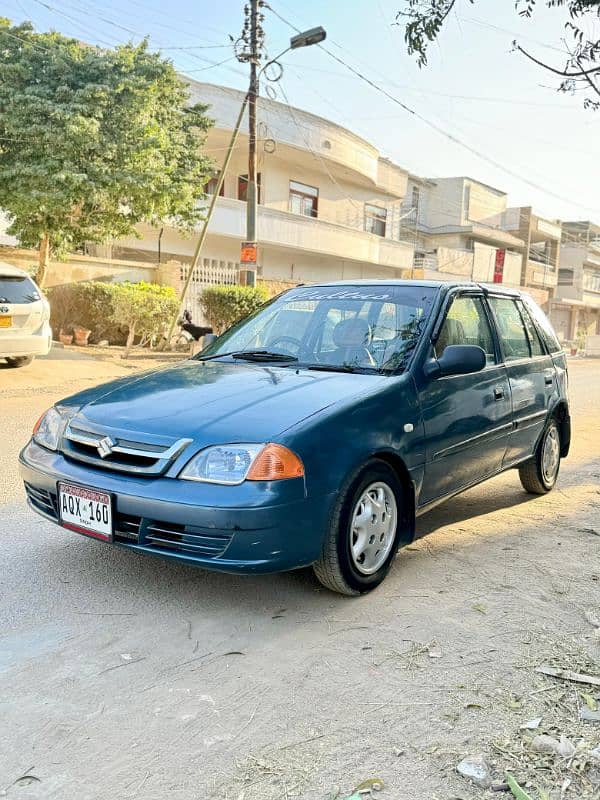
290, 26, 327, 50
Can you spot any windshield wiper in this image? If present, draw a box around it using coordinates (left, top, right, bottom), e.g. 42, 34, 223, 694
196, 350, 297, 363
305, 363, 377, 374
229, 350, 298, 362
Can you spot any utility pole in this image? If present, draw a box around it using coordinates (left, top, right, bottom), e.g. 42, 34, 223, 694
238, 0, 265, 278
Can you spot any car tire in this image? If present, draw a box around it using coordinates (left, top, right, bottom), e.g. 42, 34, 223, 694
518, 417, 561, 495
313, 459, 404, 596
5, 356, 33, 368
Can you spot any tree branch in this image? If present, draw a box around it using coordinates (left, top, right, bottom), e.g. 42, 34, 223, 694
516, 42, 600, 77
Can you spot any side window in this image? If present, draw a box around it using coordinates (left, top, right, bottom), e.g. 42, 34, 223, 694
523, 297, 562, 353
435, 295, 496, 364
489, 297, 530, 361
517, 301, 545, 357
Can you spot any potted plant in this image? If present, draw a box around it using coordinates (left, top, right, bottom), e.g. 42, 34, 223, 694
73, 325, 92, 346
59, 326, 73, 346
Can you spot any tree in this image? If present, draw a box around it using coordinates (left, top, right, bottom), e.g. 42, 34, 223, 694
397, 1, 600, 110
0, 19, 214, 286
108, 282, 179, 357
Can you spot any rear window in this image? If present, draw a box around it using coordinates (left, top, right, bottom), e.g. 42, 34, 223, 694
0, 276, 40, 304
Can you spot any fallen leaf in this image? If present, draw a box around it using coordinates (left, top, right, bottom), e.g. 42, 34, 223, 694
582, 692, 598, 711
472, 603, 488, 614
505, 772, 534, 800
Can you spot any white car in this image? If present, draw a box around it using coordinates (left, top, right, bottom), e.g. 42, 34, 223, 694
0, 262, 52, 367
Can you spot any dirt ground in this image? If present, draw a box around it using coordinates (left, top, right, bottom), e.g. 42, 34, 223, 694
0, 352, 599, 800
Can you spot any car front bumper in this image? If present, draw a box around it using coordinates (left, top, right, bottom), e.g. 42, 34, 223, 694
19, 440, 333, 574
0, 323, 52, 358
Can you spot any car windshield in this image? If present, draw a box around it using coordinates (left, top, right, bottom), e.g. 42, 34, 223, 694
199, 284, 438, 374
0, 276, 40, 304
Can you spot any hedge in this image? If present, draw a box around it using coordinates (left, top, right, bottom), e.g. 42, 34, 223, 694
47, 280, 178, 348
199, 284, 269, 334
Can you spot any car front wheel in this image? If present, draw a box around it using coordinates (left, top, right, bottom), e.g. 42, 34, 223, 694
518, 418, 561, 494
5, 356, 33, 368
313, 459, 404, 596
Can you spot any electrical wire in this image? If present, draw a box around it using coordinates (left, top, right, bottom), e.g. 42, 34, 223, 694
266, 4, 600, 217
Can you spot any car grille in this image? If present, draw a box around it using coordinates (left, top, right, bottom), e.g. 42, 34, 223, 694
24, 485, 231, 559
24, 482, 58, 520
144, 522, 233, 558
61, 423, 191, 477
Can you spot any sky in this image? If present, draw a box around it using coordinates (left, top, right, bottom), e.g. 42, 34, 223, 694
3, 0, 600, 222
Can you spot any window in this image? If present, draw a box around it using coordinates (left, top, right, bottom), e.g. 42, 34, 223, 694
517, 301, 545, 356
435, 295, 496, 364
583, 269, 600, 293
558, 268, 574, 286
204, 177, 224, 197
523, 296, 562, 353
0, 276, 40, 304
289, 180, 318, 218
488, 297, 531, 361
411, 185, 420, 210
365, 204, 387, 237
463, 184, 471, 220
238, 173, 262, 204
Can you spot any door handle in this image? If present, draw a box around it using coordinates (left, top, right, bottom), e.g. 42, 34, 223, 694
545, 375, 553, 385
494, 387, 505, 400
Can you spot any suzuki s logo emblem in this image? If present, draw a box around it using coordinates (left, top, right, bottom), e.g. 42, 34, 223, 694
0, 306, 8, 313
97, 436, 115, 459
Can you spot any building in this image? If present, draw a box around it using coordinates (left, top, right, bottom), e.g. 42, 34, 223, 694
550, 220, 600, 344
501, 206, 561, 308
402, 175, 527, 294
108, 81, 417, 302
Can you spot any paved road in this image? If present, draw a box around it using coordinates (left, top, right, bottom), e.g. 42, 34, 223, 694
1, 353, 599, 799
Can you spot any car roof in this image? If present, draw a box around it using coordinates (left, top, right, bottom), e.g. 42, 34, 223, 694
0, 261, 31, 279
301, 279, 522, 297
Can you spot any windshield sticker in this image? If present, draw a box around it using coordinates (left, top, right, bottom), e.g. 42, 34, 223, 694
292, 288, 393, 301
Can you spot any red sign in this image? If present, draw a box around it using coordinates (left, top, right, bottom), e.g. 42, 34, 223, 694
240, 241, 257, 265
494, 249, 505, 283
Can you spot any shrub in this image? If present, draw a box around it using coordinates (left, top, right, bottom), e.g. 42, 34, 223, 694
199, 284, 269, 334
47, 280, 179, 350
108, 281, 179, 356
47, 281, 125, 344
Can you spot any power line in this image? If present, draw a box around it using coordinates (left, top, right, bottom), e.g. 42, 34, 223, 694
266, 4, 600, 218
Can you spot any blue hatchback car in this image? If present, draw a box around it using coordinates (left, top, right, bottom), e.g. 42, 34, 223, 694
20, 281, 570, 595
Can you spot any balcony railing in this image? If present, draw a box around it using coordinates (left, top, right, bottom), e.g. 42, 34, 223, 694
206, 197, 415, 269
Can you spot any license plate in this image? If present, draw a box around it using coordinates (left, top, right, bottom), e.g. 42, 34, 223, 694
0, 316, 11, 328
58, 482, 113, 541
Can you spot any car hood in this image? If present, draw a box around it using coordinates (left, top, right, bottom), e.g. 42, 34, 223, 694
66, 360, 386, 446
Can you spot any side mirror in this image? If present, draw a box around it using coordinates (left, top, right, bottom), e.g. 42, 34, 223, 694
424, 344, 486, 379
202, 333, 217, 347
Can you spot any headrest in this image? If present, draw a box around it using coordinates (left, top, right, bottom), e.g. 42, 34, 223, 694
332, 317, 372, 348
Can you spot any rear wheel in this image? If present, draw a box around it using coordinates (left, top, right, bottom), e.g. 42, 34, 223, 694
519, 418, 561, 494
313, 460, 404, 596
5, 356, 33, 368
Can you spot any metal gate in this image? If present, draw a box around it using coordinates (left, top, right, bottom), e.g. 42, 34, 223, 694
180, 257, 239, 324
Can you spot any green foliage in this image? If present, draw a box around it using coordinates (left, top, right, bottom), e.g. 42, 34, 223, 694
0, 19, 214, 282
397, 1, 600, 110
47, 281, 125, 344
199, 285, 270, 334
108, 281, 179, 354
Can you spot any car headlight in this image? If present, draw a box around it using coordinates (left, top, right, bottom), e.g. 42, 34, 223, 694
180, 443, 304, 485
32, 406, 75, 451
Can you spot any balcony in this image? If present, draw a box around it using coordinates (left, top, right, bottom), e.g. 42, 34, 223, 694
206, 197, 415, 270
527, 258, 557, 288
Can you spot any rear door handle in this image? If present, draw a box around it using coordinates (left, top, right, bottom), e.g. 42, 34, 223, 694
494, 387, 505, 400
544, 373, 554, 386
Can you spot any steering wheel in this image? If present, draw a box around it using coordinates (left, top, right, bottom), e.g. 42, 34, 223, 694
268, 335, 311, 359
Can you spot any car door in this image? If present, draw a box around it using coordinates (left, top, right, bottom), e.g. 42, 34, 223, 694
487, 295, 554, 466
417, 291, 512, 505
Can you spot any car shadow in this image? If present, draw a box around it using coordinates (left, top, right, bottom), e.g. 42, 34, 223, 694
415, 477, 538, 538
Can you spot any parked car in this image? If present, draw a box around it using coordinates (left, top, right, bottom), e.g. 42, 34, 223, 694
0, 262, 52, 367
20, 280, 570, 595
